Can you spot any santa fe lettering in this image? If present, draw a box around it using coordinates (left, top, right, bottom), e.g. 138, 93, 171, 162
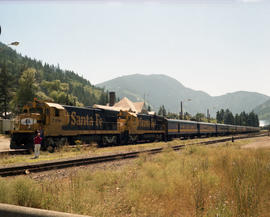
70, 112, 94, 127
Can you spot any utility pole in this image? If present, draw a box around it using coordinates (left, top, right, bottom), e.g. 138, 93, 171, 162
180, 101, 183, 120
180, 99, 191, 120
143, 93, 145, 104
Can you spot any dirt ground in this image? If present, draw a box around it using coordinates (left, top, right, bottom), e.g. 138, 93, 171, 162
0, 135, 10, 151
241, 136, 270, 149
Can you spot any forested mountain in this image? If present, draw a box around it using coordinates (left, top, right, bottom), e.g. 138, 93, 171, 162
1, 41, 268, 122
0, 42, 108, 117
254, 99, 270, 122
97, 74, 269, 116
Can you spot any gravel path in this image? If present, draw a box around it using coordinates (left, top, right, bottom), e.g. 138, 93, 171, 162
242, 136, 270, 149
26, 157, 137, 181
30, 136, 270, 181
0, 135, 10, 151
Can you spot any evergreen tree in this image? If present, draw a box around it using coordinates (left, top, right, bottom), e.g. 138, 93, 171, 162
216, 109, 225, 123
216, 111, 221, 123
247, 111, 259, 127
217, 108, 259, 127
239, 112, 247, 126
158, 105, 167, 117
0, 63, 14, 118
220, 109, 225, 123
255, 113, 259, 127
158, 106, 162, 116
99, 91, 108, 105
224, 109, 234, 125
234, 113, 240, 125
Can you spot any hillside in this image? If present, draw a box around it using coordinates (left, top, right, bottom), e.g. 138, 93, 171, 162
212, 91, 269, 114
254, 99, 270, 122
97, 74, 269, 116
0, 42, 107, 115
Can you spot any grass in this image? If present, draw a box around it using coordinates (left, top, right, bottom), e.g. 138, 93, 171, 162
1, 140, 270, 217
0, 136, 228, 166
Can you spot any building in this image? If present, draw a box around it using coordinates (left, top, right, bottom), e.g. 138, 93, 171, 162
93, 93, 152, 115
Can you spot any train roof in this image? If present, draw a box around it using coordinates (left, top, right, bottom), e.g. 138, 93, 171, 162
62, 105, 101, 112
92, 104, 122, 112
44, 103, 121, 115
166, 119, 198, 124
167, 119, 218, 126
45, 102, 65, 110
197, 121, 216, 126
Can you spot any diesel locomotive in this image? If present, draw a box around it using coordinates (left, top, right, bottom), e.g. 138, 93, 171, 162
10, 99, 260, 151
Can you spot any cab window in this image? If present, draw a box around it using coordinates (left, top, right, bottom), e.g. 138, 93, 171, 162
55, 108, 60, 117
30, 107, 43, 114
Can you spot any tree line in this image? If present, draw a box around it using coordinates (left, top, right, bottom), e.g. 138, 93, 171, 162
158, 105, 259, 127
158, 105, 212, 122
216, 109, 259, 127
0, 42, 109, 118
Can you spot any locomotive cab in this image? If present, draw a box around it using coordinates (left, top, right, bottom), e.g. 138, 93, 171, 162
10, 100, 45, 149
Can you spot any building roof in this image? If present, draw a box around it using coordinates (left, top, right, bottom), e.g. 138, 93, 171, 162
133, 102, 145, 113
114, 97, 137, 113
93, 97, 148, 114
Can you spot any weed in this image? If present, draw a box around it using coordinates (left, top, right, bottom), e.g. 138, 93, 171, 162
1, 143, 270, 217
0, 178, 8, 203
185, 145, 204, 155
74, 140, 82, 152
11, 177, 42, 208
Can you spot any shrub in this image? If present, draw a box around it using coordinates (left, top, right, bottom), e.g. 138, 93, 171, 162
11, 177, 42, 208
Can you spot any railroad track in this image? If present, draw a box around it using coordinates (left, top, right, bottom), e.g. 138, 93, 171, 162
0, 149, 29, 156
0, 133, 267, 177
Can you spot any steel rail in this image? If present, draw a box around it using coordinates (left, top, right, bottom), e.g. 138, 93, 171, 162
0, 149, 29, 156
2, 132, 266, 156
0, 133, 266, 177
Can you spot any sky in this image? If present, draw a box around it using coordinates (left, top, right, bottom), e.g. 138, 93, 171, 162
0, 0, 270, 97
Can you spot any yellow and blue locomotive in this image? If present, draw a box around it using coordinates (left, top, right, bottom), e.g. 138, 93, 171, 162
11, 100, 123, 151
10, 100, 166, 151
